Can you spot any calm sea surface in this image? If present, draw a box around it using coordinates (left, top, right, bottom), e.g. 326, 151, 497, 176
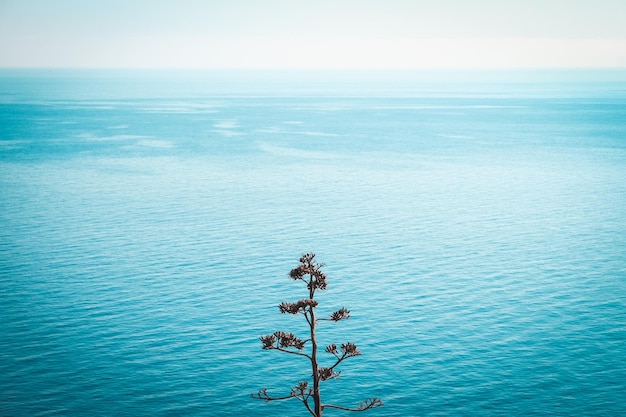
1, 70, 625, 416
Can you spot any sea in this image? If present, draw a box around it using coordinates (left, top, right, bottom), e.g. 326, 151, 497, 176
1, 69, 625, 416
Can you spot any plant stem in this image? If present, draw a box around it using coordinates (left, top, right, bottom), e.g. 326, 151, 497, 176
309, 275, 322, 416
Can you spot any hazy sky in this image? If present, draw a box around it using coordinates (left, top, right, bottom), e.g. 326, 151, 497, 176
1, 0, 625, 68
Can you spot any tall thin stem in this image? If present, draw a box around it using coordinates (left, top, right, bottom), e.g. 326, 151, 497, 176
309, 274, 322, 416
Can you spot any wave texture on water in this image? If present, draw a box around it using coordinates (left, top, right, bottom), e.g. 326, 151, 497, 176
1, 71, 626, 416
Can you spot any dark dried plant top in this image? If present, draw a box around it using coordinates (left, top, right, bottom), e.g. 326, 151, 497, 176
289, 253, 328, 291
253, 252, 382, 416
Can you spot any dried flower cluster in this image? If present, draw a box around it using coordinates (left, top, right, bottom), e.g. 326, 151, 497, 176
261, 331, 307, 350
325, 342, 361, 358
289, 253, 328, 291
252, 253, 382, 416
279, 299, 319, 315
317, 367, 339, 381
329, 307, 350, 322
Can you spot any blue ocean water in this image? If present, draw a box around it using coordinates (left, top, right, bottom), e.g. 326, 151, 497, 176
1, 70, 625, 416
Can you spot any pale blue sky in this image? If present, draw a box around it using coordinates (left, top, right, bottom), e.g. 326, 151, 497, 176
1, 0, 625, 68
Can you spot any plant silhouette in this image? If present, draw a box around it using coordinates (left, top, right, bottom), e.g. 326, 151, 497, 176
252, 253, 382, 416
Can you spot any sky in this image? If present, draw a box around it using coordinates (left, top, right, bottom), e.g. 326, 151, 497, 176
1, 0, 626, 69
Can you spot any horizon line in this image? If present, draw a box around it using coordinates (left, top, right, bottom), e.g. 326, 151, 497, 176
3, 67, 626, 84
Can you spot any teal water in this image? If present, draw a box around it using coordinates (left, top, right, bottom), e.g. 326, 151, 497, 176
1, 70, 625, 416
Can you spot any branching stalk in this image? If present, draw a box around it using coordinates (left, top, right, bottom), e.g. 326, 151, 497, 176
252, 253, 382, 416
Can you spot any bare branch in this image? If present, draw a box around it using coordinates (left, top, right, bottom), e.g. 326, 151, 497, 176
322, 342, 362, 376
292, 382, 316, 417
251, 388, 294, 402
323, 398, 384, 412
291, 381, 312, 399
272, 345, 312, 359
251, 380, 320, 417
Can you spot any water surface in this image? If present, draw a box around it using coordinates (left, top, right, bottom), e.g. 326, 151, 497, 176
1, 70, 625, 416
